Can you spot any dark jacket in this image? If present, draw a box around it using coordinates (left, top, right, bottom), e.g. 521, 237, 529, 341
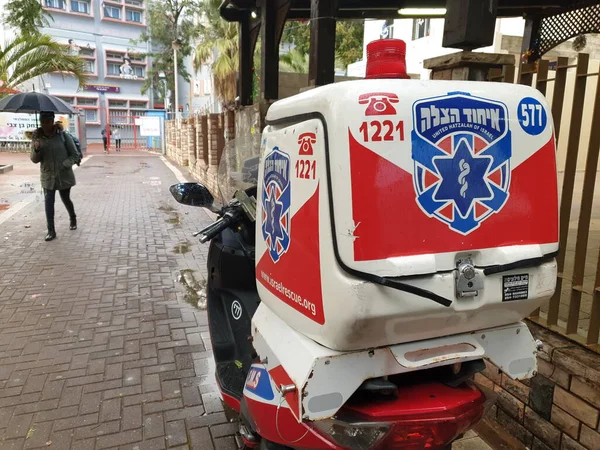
30, 127, 78, 190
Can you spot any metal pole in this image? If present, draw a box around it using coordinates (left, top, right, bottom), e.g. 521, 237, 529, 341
174, 46, 179, 121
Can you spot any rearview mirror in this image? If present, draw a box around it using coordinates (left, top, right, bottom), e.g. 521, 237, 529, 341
169, 183, 216, 210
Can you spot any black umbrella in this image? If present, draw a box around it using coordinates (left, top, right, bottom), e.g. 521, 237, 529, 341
0, 92, 77, 114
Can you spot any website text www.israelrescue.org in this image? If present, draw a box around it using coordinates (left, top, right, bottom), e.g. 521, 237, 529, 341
260, 271, 317, 316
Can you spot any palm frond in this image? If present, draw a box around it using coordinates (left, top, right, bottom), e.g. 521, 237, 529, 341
0, 34, 87, 90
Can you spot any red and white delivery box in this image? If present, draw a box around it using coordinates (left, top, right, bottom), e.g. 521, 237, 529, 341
255, 79, 558, 352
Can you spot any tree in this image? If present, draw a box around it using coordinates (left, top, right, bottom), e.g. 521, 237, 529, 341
193, 0, 239, 108
281, 19, 365, 71
3, 0, 52, 36
0, 34, 87, 94
280, 48, 309, 73
134, 0, 201, 103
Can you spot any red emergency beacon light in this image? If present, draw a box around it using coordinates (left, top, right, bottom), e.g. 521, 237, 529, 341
365, 38, 410, 79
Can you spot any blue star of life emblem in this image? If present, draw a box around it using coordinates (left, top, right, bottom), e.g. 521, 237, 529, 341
412, 92, 512, 235
262, 148, 291, 262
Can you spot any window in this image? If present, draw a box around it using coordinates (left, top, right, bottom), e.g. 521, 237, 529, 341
71, 0, 90, 14
107, 63, 121, 76
83, 60, 95, 73
109, 100, 127, 107
125, 0, 143, 6
79, 47, 95, 57
58, 97, 75, 105
128, 54, 145, 62
130, 101, 147, 109
126, 9, 142, 23
45, 0, 65, 9
132, 65, 145, 77
77, 98, 98, 106
104, 6, 121, 19
85, 109, 98, 122
106, 51, 124, 60
413, 18, 430, 40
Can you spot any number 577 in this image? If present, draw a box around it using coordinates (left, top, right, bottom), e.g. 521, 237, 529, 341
521, 103, 543, 127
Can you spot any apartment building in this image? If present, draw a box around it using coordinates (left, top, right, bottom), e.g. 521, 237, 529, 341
38, 0, 152, 142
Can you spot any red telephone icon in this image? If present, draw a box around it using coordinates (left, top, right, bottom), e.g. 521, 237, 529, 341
358, 92, 399, 116
298, 132, 316, 155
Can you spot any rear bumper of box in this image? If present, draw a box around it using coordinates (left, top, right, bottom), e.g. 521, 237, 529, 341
253, 303, 540, 422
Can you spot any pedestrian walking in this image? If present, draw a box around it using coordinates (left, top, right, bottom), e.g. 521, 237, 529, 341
30, 111, 79, 241
114, 127, 122, 151
101, 126, 110, 153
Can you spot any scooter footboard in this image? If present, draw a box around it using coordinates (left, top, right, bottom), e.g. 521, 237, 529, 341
251, 303, 539, 422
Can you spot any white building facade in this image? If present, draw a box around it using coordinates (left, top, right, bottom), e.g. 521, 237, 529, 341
34, 0, 153, 143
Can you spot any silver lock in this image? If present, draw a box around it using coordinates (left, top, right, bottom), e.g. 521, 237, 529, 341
455, 258, 484, 298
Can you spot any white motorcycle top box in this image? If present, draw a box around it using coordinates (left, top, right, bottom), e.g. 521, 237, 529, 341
254, 75, 559, 352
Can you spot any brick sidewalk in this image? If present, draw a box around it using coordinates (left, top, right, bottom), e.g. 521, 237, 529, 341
0, 154, 238, 450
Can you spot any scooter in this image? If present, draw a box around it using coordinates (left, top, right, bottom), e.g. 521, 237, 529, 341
170, 38, 558, 450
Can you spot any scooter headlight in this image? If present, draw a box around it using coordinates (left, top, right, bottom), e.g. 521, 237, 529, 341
312, 417, 391, 450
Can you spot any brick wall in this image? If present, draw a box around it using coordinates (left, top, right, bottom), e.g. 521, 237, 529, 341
476, 321, 600, 450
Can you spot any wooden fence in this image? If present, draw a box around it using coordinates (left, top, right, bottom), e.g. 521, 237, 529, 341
491, 54, 600, 350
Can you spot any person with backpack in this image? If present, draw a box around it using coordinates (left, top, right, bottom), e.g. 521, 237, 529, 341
30, 111, 79, 241
56, 121, 82, 165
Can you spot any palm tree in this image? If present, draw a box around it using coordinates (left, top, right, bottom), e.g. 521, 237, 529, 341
0, 34, 87, 94
193, 0, 238, 109
280, 48, 309, 73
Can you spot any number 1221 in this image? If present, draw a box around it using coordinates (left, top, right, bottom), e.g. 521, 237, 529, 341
359, 120, 404, 142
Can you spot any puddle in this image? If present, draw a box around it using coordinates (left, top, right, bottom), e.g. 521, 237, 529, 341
158, 205, 176, 213
166, 214, 181, 225
159, 204, 181, 226
173, 241, 191, 254
178, 270, 207, 310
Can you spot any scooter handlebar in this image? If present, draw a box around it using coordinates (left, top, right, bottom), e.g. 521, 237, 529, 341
197, 211, 240, 243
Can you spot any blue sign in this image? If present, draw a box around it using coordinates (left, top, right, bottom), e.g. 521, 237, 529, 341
412, 92, 512, 234
517, 97, 547, 136
245, 367, 274, 401
262, 148, 291, 262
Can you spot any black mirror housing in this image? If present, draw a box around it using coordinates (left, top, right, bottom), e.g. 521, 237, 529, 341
169, 183, 214, 209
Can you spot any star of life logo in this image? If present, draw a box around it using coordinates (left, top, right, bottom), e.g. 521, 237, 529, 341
412, 92, 511, 235
262, 148, 291, 262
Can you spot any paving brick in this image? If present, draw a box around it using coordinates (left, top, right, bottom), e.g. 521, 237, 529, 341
34, 405, 79, 423
101, 397, 122, 422
96, 429, 142, 449
73, 420, 120, 440
210, 422, 238, 439
122, 405, 142, 431
22, 421, 52, 450
143, 413, 165, 439
165, 419, 188, 446
144, 398, 183, 415
53, 412, 99, 431
213, 437, 238, 450
189, 426, 215, 450
186, 412, 229, 429
4, 413, 32, 439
